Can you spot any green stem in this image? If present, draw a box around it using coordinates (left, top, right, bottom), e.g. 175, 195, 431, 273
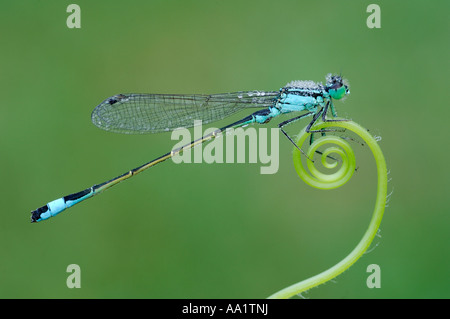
268, 120, 387, 299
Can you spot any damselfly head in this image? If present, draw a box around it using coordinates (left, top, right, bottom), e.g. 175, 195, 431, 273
325, 74, 350, 100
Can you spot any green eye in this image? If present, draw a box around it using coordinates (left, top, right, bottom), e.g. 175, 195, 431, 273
329, 86, 346, 99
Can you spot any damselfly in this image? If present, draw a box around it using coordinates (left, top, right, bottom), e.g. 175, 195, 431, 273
31, 74, 349, 222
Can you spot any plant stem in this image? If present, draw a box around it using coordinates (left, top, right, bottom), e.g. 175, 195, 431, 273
268, 120, 387, 299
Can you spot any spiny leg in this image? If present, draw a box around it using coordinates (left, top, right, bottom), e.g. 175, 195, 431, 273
310, 101, 337, 144
305, 107, 324, 133
320, 100, 357, 145
278, 112, 315, 161
304, 107, 343, 162
325, 100, 366, 146
307, 103, 362, 168
278, 111, 337, 162
307, 101, 348, 135
322, 99, 348, 123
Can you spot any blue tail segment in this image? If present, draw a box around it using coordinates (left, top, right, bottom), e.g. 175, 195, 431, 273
30, 188, 94, 222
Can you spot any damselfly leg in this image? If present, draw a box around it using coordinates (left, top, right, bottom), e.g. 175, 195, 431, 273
278, 110, 339, 163
278, 112, 315, 161
308, 100, 349, 144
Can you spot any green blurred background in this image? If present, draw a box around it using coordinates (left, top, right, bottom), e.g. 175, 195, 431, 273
0, 0, 448, 298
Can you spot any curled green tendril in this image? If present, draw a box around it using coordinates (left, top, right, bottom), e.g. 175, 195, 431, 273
268, 120, 387, 299
294, 134, 356, 189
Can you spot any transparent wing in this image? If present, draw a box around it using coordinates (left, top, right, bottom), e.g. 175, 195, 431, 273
91, 91, 279, 134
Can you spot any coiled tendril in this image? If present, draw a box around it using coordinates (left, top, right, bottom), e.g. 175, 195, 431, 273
268, 119, 388, 299
293, 132, 356, 190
